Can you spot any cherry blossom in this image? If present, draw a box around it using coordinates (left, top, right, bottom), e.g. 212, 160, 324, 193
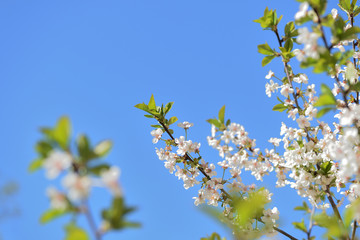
43, 150, 72, 179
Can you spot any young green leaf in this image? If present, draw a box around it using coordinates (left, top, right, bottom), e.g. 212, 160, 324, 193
28, 158, 44, 173
262, 55, 276, 67
314, 94, 337, 107
94, 140, 112, 157
164, 102, 174, 115
218, 105, 225, 124
134, 103, 149, 112
64, 223, 89, 240
53, 116, 72, 150
272, 103, 288, 112
207, 119, 221, 128
35, 141, 53, 157
148, 94, 156, 110
168, 116, 178, 125
89, 164, 110, 176
40, 208, 67, 224
258, 43, 275, 55
316, 107, 335, 118
292, 219, 307, 233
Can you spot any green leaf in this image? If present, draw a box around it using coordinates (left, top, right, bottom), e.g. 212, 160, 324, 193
226, 119, 231, 126
40, 208, 67, 224
272, 103, 288, 112
206, 119, 221, 128
148, 94, 156, 110
164, 102, 174, 115
284, 21, 295, 36
52, 116, 72, 150
168, 116, 178, 125
94, 140, 112, 158
150, 124, 163, 128
354, 6, 360, 16
314, 94, 337, 107
320, 161, 332, 175
89, 164, 110, 176
313, 213, 345, 238
35, 141, 53, 157
76, 134, 96, 162
123, 221, 141, 228
294, 201, 310, 212
339, 26, 360, 41
314, 84, 337, 108
339, 0, 351, 13
234, 190, 268, 226
321, 84, 335, 97
316, 107, 335, 118
262, 55, 276, 67
102, 197, 126, 230
134, 103, 149, 112
344, 199, 360, 227
284, 38, 293, 52
64, 223, 89, 240
292, 219, 307, 233
350, 82, 360, 91
28, 158, 44, 172
201, 232, 224, 240
258, 43, 274, 55
218, 105, 225, 124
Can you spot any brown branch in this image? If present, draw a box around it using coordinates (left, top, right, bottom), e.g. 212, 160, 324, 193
325, 187, 344, 225
352, 220, 357, 240
83, 200, 102, 240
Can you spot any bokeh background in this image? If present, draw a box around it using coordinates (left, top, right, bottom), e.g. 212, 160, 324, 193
0, 0, 339, 239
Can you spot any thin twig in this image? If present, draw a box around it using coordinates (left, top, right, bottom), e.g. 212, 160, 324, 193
307, 207, 315, 240
325, 187, 344, 225
352, 220, 357, 240
83, 200, 102, 240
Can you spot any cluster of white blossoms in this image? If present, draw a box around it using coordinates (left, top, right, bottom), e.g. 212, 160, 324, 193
42, 150, 122, 208
152, 118, 281, 236
146, 3, 360, 237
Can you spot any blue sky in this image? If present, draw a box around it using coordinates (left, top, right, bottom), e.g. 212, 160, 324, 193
0, 0, 340, 239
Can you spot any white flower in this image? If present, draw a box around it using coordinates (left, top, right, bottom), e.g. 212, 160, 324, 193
46, 187, 67, 210
288, 108, 298, 120
177, 121, 194, 129
345, 62, 358, 84
295, 2, 309, 20
265, 80, 279, 97
293, 49, 306, 62
43, 150, 72, 179
101, 166, 122, 197
151, 128, 163, 144
268, 138, 281, 147
211, 124, 216, 137
296, 115, 310, 128
331, 8, 338, 19
62, 173, 91, 201
293, 74, 308, 84
353, 51, 360, 59
265, 70, 274, 79
280, 84, 294, 98
305, 105, 318, 120
297, 27, 320, 60
334, 43, 345, 52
